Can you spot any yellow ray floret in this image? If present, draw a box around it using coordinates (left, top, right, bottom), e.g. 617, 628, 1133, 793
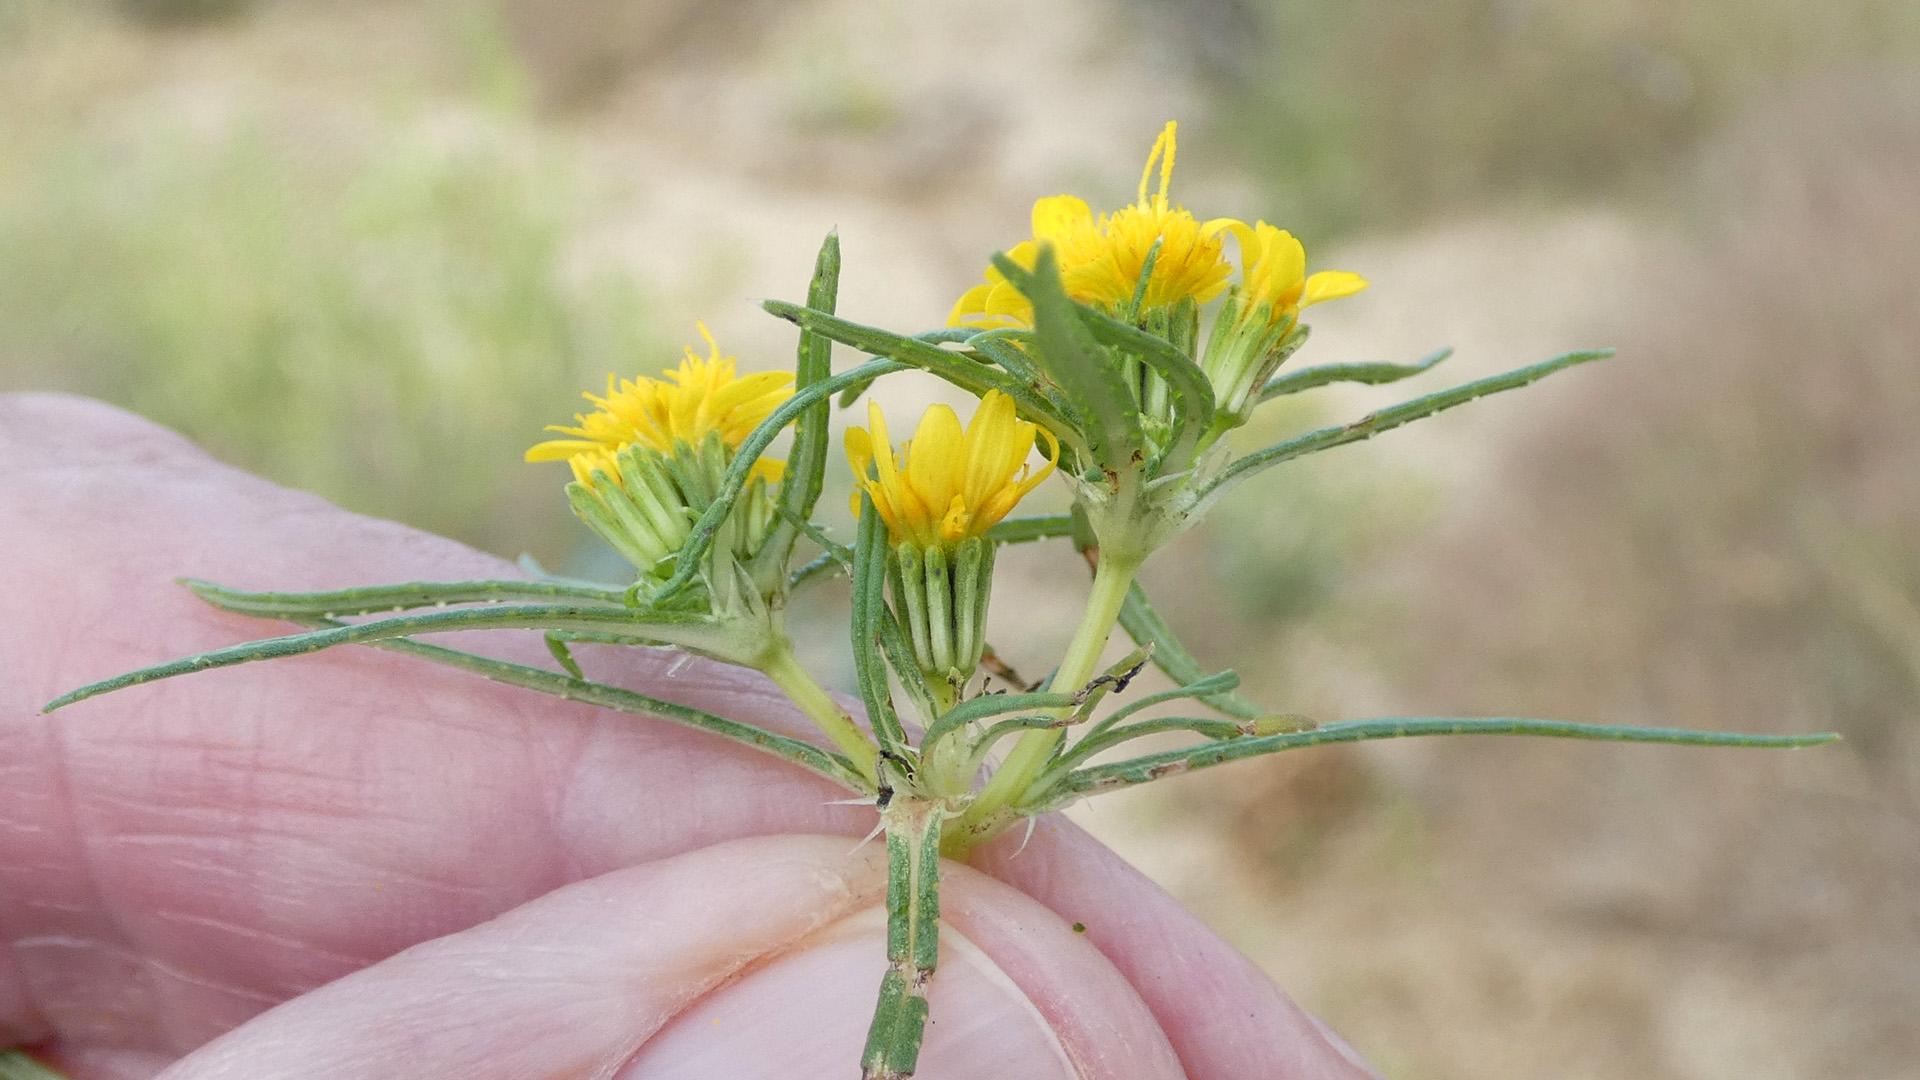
949, 122, 1235, 328
1210, 220, 1368, 328
526, 324, 792, 484
847, 390, 1058, 549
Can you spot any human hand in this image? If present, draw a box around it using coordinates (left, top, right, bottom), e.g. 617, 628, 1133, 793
0, 394, 1382, 1079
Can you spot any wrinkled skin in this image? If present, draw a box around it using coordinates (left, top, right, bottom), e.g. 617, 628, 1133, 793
0, 394, 1382, 1080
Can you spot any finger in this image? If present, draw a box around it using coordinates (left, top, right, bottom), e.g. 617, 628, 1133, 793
1, 394, 872, 1048
1, 394, 1373, 1077
972, 820, 1385, 1080
156, 836, 1181, 1080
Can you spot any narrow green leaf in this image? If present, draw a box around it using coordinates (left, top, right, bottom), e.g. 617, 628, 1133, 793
982, 514, 1075, 545
997, 246, 1143, 473
544, 633, 584, 679
764, 231, 841, 578
1258, 345, 1453, 402
774, 504, 853, 566
1050, 715, 1248, 777
830, 330, 973, 410
183, 578, 629, 618
1056, 717, 1841, 802
286, 615, 869, 792
43, 604, 749, 712
879, 606, 942, 728
1080, 669, 1242, 746
852, 494, 911, 756
1117, 581, 1266, 721
1076, 304, 1217, 463
650, 357, 907, 605
922, 690, 1082, 746
1205, 349, 1612, 500
789, 551, 846, 591
1120, 237, 1163, 323
961, 330, 1052, 399
962, 715, 1062, 777
763, 301, 1079, 447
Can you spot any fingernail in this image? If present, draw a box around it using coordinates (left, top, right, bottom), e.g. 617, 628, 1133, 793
1307, 1012, 1388, 1080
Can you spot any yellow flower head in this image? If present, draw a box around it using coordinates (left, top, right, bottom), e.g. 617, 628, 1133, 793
847, 390, 1058, 549
949, 122, 1235, 328
526, 324, 793, 485
1212, 220, 1368, 331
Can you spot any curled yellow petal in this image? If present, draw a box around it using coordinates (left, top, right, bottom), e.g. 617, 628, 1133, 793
1303, 270, 1369, 306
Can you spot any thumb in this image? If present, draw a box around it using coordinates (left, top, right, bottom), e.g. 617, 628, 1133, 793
154, 835, 1183, 1080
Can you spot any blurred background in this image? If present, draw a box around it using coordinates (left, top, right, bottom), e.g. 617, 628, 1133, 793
3, 0, 1918, 1076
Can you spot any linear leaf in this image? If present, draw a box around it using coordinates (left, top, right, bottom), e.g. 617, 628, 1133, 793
1054, 714, 1246, 769
762, 231, 842, 580
1259, 346, 1453, 402
1117, 581, 1266, 721
650, 357, 907, 605
1076, 305, 1216, 462
290, 615, 868, 791
995, 247, 1143, 473
183, 578, 629, 618
43, 604, 748, 712
852, 494, 911, 756
982, 515, 1074, 545
1206, 349, 1611, 500
921, 690, 1081, 746
1051, 717, 1840, 803
790, 551, 846, 591
762, 301, 1078, 446
961, 330, 1052, 401
1080, 669, 1242, 746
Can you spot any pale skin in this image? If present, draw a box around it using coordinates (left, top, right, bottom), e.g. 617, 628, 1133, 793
0, 394, 1382, 1080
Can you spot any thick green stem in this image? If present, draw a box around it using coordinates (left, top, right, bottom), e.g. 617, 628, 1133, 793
861, 798, 943, 1079
952, 554, 1138, 845
762, 644, 879, 786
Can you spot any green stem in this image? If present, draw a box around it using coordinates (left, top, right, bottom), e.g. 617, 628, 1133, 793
860, 797, 943, 1079
952, 554, 1138, 845
762, 643, 880, 786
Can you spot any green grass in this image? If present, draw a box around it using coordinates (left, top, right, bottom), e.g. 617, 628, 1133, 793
0, 8, 656, 561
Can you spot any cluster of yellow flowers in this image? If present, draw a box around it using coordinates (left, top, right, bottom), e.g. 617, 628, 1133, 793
526, 324, 793, 488
948, 123, 1366, 341
530, 122, 1360, 566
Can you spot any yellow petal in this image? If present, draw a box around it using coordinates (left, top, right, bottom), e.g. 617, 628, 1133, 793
526, 438, 602, 462
1031, 196, 1093, 241
905, 403, 965, 517
750, 458, 786, 485
1255, 225, 1306, 289
948, 283, 996, 327
1303, 270, 1369, 306
845, 425, 875, 482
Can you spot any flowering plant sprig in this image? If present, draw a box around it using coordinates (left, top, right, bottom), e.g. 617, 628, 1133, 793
44, 124, 1837, 1080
